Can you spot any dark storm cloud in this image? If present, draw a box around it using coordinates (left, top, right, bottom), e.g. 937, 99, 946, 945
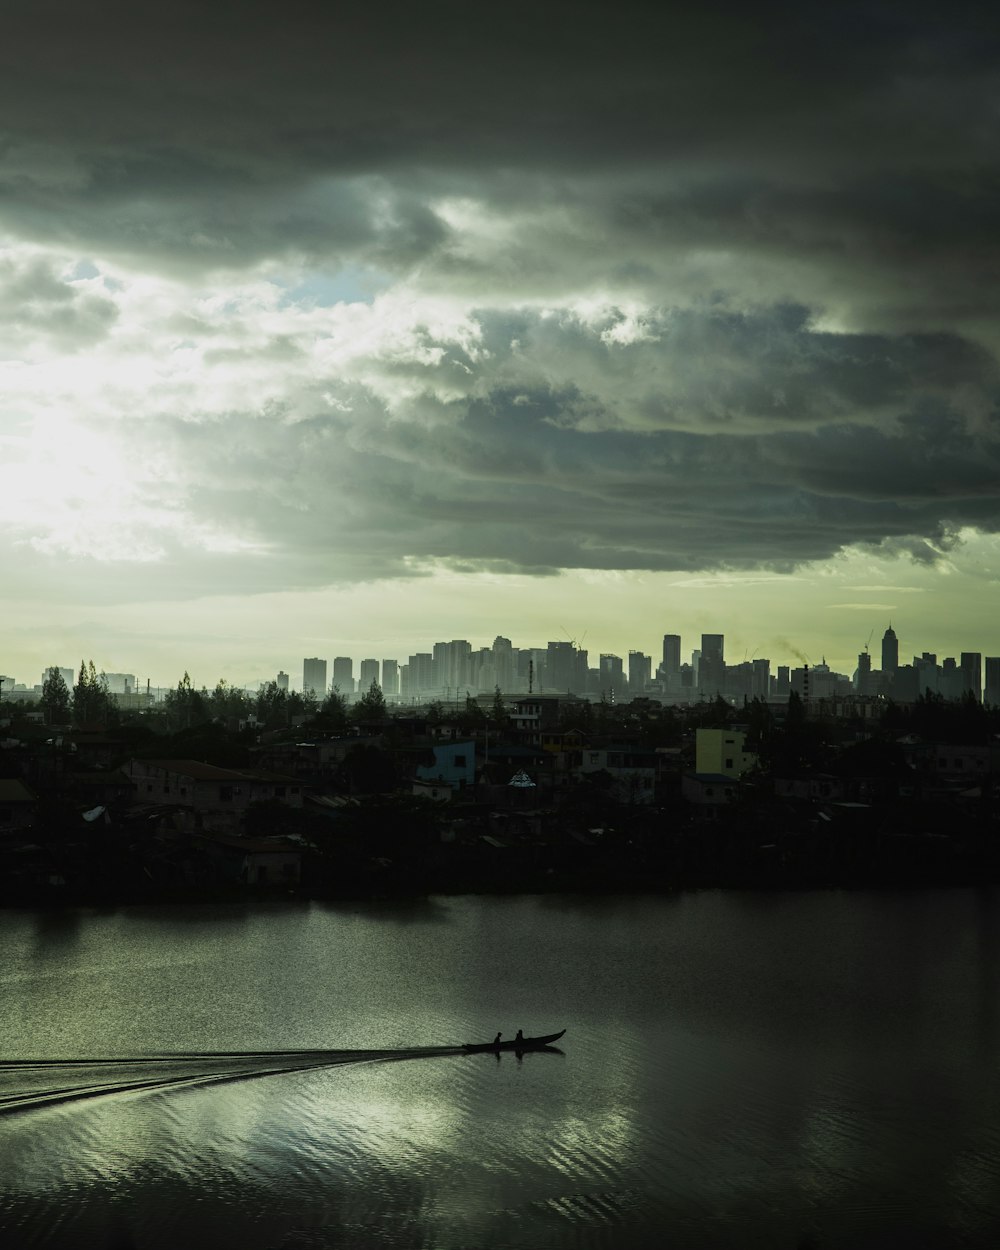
2, 2, 997, 268
103, 296, 1000, 584
4, 0, 1000, 581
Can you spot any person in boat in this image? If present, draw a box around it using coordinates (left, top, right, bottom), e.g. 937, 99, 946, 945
493, 1032, 502, 1047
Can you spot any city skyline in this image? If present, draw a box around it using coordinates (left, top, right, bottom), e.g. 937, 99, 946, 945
3, 6, 1000, 685
4, 620, 998, 703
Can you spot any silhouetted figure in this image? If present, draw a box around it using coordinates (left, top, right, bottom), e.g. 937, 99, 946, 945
493, 1032, 502, 1047
515, 1029, 524, 1045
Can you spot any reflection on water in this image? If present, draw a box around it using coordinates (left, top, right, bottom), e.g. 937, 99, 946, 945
2, 891, 1000, 1248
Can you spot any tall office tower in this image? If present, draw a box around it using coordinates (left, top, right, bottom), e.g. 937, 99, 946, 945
381, 659, 399, 696
518, 648, 547, 692
333, 656, 355, 694
359, 658, 379, 691
448, 640, 472, 690
471, 647, 494, 691
303, 657, 327, 697
276, 671, 289, 692
574, 648, 589, 692
599, 653, 625, 696
941, 657, 962, 701
629, 650, 651, 694
431, 642, 448, 689
546, 641, 577, 693
881, 626, 899, 674
407, 653, 434, 694
914, 653, 940, 696
960, 653, 982, 701
751, 657, 770, 699
701, 634, 724, 663
775, 665, 790, 698
662, 634, 681, 674
985, 657, 1000, 707
855, 650, 872, 695
492, 636, 514, 691
699, 634, 725, 694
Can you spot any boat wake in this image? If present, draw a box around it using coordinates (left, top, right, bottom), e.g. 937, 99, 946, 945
0, 1045, 464, 1117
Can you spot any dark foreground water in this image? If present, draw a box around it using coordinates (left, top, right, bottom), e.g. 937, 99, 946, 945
2, 890, 1000, 1249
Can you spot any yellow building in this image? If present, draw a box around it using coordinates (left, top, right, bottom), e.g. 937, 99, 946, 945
695, 728, 757, 778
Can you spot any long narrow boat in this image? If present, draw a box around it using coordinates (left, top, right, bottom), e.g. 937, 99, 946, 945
462, 1029, 565, 1053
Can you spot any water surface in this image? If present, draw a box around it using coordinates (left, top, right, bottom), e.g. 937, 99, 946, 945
2, 891, 999, 1248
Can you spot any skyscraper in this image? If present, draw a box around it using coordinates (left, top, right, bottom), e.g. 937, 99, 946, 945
276, 670, 289, 692
960, 652, 982, 702
661, 634, 681, 674
359, 658, 379, 691
492, 636, 514, 692
599, 653, 625, 697
628, 650, 651, 693
546, 641, 577, 693
855, 650, 872, 695
699, 634, 725, 694
333, 656, 355, 694
986, 657, 1000, 707
881, 627, 899, 674
381, 659, 399, 696
302, 657, 327, 697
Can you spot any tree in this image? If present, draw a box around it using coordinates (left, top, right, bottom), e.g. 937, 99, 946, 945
73, 660, 118, 728
41, 667, 71, 725
255, 680, 289, 729
352, 679, 387, 722
210, 679, 251, 723
163, 672, 208, 733
316, 686, 348, 730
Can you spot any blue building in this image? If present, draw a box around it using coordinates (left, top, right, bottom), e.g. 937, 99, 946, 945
414, 740, 476, 791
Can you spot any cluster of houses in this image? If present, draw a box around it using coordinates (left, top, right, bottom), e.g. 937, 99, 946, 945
2, 692, 1000, 899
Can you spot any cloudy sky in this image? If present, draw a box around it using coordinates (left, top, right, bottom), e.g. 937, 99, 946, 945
3, 0, 1000, 688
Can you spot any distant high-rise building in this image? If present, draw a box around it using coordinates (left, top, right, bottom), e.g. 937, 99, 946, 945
751, 657, 770, 699
628, 650, 651, 694
881, 627, 899, 674
960, 652, 982, 702
381, 659, 399, 696
408, 653, 434, 694
699, 634, 725, 694
359, 658, 379, 691
599, 653, 625, 697
914, 652, 940, 697
276, 671, 289, 692
492, 636, 514, 691
701, 634, 724, 663
855, 651, 872, 695
333, 656, 354, 694
546, 641, 578, 693
662, 634, 681, 674
303, 657, 327, 697
985, 657, 1000, 707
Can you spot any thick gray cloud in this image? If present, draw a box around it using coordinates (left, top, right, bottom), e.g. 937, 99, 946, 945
2, 0, 1000, 588
63, 301, 989, 587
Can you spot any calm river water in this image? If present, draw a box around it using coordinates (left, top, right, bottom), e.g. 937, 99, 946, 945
2, 890, 1000, 1249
